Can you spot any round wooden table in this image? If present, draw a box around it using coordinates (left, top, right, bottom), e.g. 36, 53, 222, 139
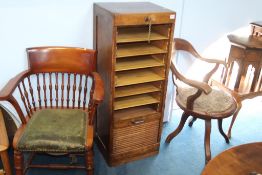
202, 142, 262, 175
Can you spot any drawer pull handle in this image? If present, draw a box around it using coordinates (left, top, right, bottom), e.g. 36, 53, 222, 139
131, 119, 145, 125
144, 16, 152, 43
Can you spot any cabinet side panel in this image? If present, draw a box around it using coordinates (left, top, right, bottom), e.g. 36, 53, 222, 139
158, 22, 175, 141
94, 5, 114, 153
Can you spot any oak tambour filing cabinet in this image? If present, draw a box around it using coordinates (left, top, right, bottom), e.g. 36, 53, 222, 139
93, 2, 176, 166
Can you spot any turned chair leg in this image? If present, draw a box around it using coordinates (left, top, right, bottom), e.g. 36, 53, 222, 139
86, 149, 94, 175
204, 120, 211, 164
227, 103, 242, 139
0, 150, 12, 175
166, 112, 189, 143
188, 117, 197, 127
14, 150, 23, 175
218, 119, 229, 143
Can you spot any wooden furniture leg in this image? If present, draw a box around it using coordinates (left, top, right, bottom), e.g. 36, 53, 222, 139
0, 151, 12, 175
188, 117, 197, 127
234, 61, 244, 91
226, 61, 235, 87
223, 60, 233, 85
14, 150, 23, 175
86, 150, 94, 175
166, 112, 189, 143
204, 120, 211, 164
251, 66, 261, 91
227, 103, 242, 139
0, 109, 12, 175
217, 119, 229, 143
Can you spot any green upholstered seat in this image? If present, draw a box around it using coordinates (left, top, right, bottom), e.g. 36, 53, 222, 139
17, 109, 87, 152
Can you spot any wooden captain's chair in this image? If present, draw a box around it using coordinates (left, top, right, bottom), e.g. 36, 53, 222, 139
166, 38, 237, 163
0, 47, 104, 175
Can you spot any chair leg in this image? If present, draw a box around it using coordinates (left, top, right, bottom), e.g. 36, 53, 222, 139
218, 119, 229, 143
166, 112, 189, 143
86, 149, 94, 175
204, 120, 211, 164
188, 117, 197, 127
227, 103, 242, 139
14, 150, 23, 175
0, 150, 12, 175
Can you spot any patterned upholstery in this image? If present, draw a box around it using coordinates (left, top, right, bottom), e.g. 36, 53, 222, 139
176, 86, 235, 116
17, 109, 87, 152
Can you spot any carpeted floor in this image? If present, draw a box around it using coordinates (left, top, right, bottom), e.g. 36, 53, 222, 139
1, 97, 261, 175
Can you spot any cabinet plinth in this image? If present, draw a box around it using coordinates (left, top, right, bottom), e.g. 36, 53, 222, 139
94, 2, 175, 166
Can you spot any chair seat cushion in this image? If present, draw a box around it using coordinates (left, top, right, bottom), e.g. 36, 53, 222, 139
176, 86, 236, 118
17, 109, 87, 152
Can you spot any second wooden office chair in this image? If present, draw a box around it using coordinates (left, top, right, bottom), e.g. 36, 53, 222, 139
166, 38, 237, 163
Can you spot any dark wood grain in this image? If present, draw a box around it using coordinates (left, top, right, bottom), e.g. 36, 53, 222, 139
0, 47, 104, 175
221, 25, 262, 138
202, 142, 262, 175
166, 38, 237, 163
251, 21, 262, 36
94, 2, 175, 166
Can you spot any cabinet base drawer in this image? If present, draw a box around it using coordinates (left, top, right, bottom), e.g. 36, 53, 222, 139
112, 118, 160, 154
109, 143, 160, 166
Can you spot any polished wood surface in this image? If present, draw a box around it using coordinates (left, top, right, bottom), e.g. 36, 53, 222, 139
94, 2, 175, 166
0, 170, 5, 175
0, 47, 104, 175
251, 21, 262, 27
115, 84, 160, 98
221, 23, 262, 139
251, 21, 262, 36
223, 34, 262, 93
115, 56, 164, 71
114, 94, 160, 110
116, 43, 167, 58
0, 109, 12, 175
117, 27, 168, 43
115, 69, 164, 87
166, 38, 237, 164
202, 142, 262, 175
227, 34, 262, 49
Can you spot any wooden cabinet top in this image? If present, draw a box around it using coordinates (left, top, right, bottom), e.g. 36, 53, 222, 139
94, 2, 176, 26
228, 34, 262, 49
251, 21, 262, 27
94, 2, 175, 14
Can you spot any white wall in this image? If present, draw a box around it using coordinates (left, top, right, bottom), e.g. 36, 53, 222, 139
0, 0, 183, 89
180, 0, 262, 55
0, 0, 261, 122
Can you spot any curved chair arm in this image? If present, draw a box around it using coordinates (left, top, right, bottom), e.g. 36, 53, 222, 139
240, 90, 262, 101
0, 70, 30, 101
211, 79, 262, 102
203, 63, 220, 83
171, 62, 212, 94
91, 72, 104, 104
0, 71, 30, 124
174, 38, 226, 66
